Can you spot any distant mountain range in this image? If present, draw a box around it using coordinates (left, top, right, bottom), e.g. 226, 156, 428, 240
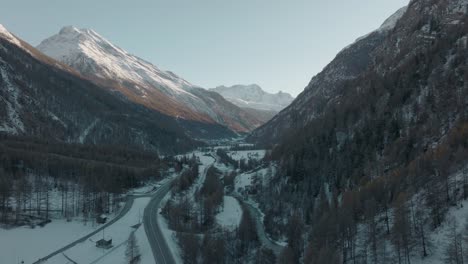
0, 24, 288, 153
0, 24, 277, 153
210, 84, 294, 112
37, 26, 264, 134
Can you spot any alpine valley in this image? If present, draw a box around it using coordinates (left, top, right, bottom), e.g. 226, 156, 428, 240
1, 1, 468, 264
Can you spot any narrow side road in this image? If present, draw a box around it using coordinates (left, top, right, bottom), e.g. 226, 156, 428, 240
233, 194, 285, 255
143, 180, 177, 264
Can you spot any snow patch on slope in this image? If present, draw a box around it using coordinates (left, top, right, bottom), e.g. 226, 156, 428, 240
0, 60, 25, 134
378, 6, 408, 32
78, 118, 99, 143
342, 6, 408, 52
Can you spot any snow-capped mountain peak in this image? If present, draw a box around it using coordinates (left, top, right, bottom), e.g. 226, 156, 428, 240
0, 24, 22, 47
37, 26, 265, 132
210, 84, 294, 112
59, 25, 82, 35
37, 26, 194, 97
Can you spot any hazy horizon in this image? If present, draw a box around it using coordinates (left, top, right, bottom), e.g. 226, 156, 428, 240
1, 0, 408, 96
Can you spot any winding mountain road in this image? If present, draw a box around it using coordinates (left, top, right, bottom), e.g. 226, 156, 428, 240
143, 180, 177, 264
242, 199, 284, 254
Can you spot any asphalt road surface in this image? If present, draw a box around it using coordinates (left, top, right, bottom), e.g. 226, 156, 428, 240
143, 181, 177, 264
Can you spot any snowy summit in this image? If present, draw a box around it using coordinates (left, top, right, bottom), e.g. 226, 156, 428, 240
37, 26, 194, 96
210, 84, 294, 112
36, 26, 265, 132
0, 24, 22, 47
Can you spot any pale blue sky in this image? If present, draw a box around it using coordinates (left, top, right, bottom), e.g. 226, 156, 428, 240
1, 0, 408, 96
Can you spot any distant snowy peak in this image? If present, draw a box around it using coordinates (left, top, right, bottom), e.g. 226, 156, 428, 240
0, 24, 23, 48
37, 26, 194, 96
210, 84, 294, 112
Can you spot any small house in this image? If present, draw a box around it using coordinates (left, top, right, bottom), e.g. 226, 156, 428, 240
97, 214, 108, 224
96, 238, 113, 249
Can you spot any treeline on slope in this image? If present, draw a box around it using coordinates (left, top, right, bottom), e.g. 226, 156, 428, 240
172, 154, 278, 263
216, 148, 262, 172
257, 9, 468, 264
0, 134, 164, 225
164, 165, 224, 232
176, 202, 273, 264
171, 155, 200, 193
167, 151, 276, 263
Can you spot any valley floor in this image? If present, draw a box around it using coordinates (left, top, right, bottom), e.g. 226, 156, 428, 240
44, 197, 152, 264
0, 182, 167, 264
0, 145, 281, 264
0, 219, 98, 264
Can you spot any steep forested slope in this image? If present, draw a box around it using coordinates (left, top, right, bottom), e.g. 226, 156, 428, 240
0, 26, 203, 154
250, 1, 468, 263
249, 6, 408, 144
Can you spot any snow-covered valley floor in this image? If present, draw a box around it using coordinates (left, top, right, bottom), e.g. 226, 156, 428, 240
0, 197, 155, 264
0, 147, 269, 264
215, 196, 242, 231
44, 197, 153, 264
0, 219, 98, 264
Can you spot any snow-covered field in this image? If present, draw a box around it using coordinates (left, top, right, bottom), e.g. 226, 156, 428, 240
0, 188, 124, 264
104, 224, 152, 264
228, 149, 266, 161
0, 219, 97, 264
83, 225, 154, 264
216, 196, 242, 231
235, 167, 273, 191
44, 197, 152, 264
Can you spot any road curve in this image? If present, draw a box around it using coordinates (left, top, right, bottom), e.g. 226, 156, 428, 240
143, 180, 177, 264
232, 194, 285, 255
